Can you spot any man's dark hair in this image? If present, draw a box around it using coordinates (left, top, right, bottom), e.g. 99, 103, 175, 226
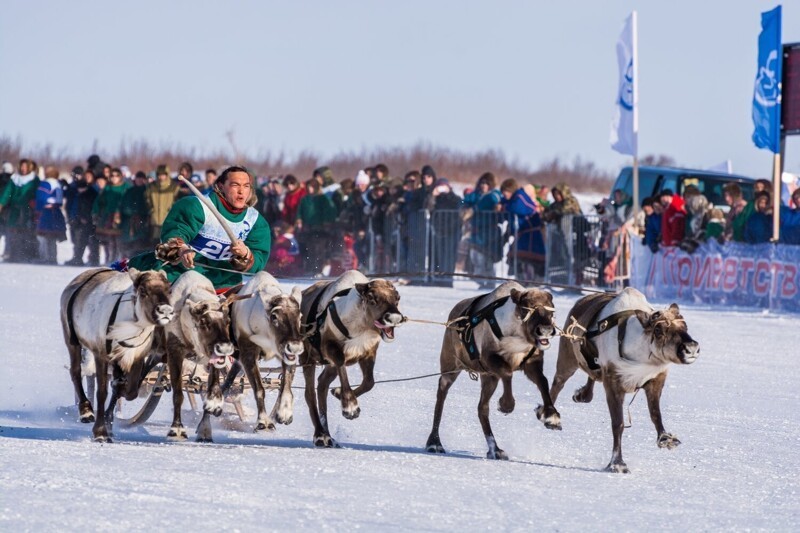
216, 165, 251, 186
660, 189, 674, 198
282, 174, 299, 187
374, 163, 389, 177
179, 162, 194, 175
641, 196, 654, 208
205, 168, 217, 176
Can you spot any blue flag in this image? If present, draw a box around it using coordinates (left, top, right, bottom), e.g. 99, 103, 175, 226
752, 5, 782, 153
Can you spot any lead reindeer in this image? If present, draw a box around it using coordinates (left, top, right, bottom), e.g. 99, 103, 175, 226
161, 270, 235, 442
549, 287, 700, 473
300, 270, 404, 447
426, 282, 560, 460
60, 267, 174, 442
228, 272, 304, 433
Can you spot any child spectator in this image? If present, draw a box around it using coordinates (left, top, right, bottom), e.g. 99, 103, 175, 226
659, 189, 686, 247
641, 197, 661, 253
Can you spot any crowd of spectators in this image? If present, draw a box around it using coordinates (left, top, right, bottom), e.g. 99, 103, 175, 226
2, 153, 799, 284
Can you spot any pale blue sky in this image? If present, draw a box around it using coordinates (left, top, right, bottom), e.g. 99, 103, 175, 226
1, 0, 798, 178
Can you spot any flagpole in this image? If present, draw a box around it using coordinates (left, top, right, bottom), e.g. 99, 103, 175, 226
633, 156, 639, 215
772, 152, 781, 241
632, 10, 639, 215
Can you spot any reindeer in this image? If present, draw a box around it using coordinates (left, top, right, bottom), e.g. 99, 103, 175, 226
549, 287, 700, 473
228, 272, 304, 432
160, 270, 235, 442
300, 270, 403, 447
60, 268, 174, 442
425, 282, 559, 460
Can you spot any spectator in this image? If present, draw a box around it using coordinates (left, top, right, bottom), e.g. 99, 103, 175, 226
86, 154, 107, 178
118, 171, 151, 258
536, 184, 551, 210
744, 191, 773, 244
1, 158, 40, 262
542, 182, 582, 223
281, 174, 305, 225
723, 182, 749, 242
258, 178, 283, 226
429, 178, 462, 286
779, 189, 800, 245
463, 172, 502, 286
0, 162, 13, 248
407, 165, 437, 212
659, 189, 686, 247
35, 166, 67, 264
641, 197, 661, 253
296, 179, 337, 275
501, 179, 546, 280
205, 168, 218, 188
176, 162, 194, 199
66, 171, 100, 265
705, 208, 726, 243
266, 220, 302, 277
333, 178, 353, 214
93, 167, 130, 263
146, 164, 180, 246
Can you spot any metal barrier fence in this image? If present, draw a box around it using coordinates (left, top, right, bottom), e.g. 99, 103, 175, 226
363, 210, 629, 289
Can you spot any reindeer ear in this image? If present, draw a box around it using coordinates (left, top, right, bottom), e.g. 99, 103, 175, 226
355, 283, 370, 297
127, 267, 141, 283
510, 288, 522, 304
290, 286, 302, 306
634, 310, 651, 328
159, 270, 169, 280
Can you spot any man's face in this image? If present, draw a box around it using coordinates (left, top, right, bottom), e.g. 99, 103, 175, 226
96, 178, 107, 190
724, 192, 733, 206
206, 172, 217, 186
19, 162, 29, 175
653, 202, 663, 214
158, 172, 169, 182
110, 171, 123, 185
755, 182, 766, 193
422, 175, 434, 188
179, 168, 190, 179
479, 182, 489, 194
502, 189, 513, 201
552, 190, 563, 203
103, 166, 111, 178
643, 205, 654, 216
660, 194, 672, 208
221, 171, 252, 209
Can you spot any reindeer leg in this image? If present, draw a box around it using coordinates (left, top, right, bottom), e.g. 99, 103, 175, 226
572, 377, 596, 404
478, 374, 507, 460
302, 363, 325, 445
550, 345, 580, 404
166, 349, 187, 441
315, 365, 339, 447
68, 343, 94, 423
103, 364, 125, 437
525, 357, 562, 430
241, 345, 272, 431
643, 371, 680, 449
603, 375, 629, 473
426, 369, 460, 454
271, 362, 295, 426
336, 364, 360, 420
334, 358, 375, 399
498, 376, 515, 414
196, 365, 221, 442
92, 356, 111, 443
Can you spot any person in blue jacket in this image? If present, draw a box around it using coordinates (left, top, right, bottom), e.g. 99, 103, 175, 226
779, 189, 800, 245
463, 172, 502, 285
642, 196, 662, 253
744, 191, 773, 244
500, 178, 545, 280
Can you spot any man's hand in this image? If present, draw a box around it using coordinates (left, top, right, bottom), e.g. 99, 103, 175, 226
230, 239, 253, 271
180, 246, 195, 269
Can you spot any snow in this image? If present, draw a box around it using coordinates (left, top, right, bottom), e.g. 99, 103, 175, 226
1, 263, 799, 531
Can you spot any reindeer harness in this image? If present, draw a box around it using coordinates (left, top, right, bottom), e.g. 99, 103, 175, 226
305, 287, 354, 353
580, 309, 639, 371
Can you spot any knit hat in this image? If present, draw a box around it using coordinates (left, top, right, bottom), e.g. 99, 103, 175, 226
355, 170, 370, 187
2, 162, 13, 174
421, 165, 436, 179
435, 178, 450, 188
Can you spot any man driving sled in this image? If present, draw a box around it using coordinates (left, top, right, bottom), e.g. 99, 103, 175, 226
127, 165, 271, 289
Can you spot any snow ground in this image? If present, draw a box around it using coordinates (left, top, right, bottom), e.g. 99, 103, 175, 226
1, 263, 798, 531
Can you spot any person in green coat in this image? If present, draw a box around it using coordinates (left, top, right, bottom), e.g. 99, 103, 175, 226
296, 178, 337, 275
128, 165, 271, 289
118, 171, 151, 258
0, 159, 40, 262
93, 168, 130, 263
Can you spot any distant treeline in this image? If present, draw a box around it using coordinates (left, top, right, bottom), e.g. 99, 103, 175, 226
0, 136, 677, 192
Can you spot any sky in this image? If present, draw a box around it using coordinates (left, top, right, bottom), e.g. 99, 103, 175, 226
1, 0, 799, 179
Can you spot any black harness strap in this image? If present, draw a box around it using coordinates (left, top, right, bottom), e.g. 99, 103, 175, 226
456, 295, 510, 360
306, 288, 353, 352
66, 268, 113, 345
105, 292, 126, 354
585, 310, 639, 363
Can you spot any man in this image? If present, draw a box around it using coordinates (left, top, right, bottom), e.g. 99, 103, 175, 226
205, 168, 218, 188
1, 158, 40, 262
146, 164, 180, 246
659, 189, 686, 247
129, 165, 271, 289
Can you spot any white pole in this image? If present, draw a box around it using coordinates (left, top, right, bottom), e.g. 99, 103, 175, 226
772, 152, 781, 242
632, 10, 639, 215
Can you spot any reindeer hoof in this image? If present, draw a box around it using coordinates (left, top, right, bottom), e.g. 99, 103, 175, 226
572, 386, 594, 403
254, 421, 275, 432
331, 387, 341, 399
426, 443, 446, 454
535, 405, 562, 430
606, 462, 630, 474
658, 433, 681, 449
196, 436, 213, 443
313, 434, 339, 448
342, 406, 361, 420
79, 412, 95, 423
487, 449, 509, 461
93, 435, 112, 443
167, 427, 188, 441
497, 398, 515, 414
277, 414, 293, 425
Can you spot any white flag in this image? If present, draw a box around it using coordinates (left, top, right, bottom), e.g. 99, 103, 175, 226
610, 11, 638, 156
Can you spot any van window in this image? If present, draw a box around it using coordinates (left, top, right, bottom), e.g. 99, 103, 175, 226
611, 168, 659, 203
680, 175, 754, 206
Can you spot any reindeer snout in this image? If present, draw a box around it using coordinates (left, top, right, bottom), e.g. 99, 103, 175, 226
283, 341, 304, 364
155, 304, 175, 325
383, 312, 403, 327
536, 324, 555, 338
679, 341, 700, 364
214, 342, 234, 358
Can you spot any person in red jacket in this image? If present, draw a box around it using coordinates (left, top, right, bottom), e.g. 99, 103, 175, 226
281, 174, 306, 225
659, 189, 686, 246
